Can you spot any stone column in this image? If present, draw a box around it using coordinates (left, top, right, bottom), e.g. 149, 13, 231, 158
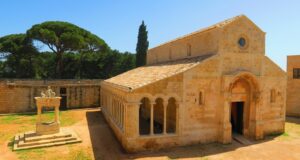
175, 102, 180, 134
150, 102, 155, 135
163, 101, 168, 134
124, 102, 140, 138
37, 104, 42, 123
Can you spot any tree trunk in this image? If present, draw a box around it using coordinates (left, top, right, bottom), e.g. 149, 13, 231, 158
56, 51, 63, 79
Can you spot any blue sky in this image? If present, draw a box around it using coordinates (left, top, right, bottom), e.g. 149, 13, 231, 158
1, 0, 300, 70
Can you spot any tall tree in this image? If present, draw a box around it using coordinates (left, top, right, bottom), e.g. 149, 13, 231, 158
27, 21, 109, 78
0, 34, 38, 78
135, 21, 149, 67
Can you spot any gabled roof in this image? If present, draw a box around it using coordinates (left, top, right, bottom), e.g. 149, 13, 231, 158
102, 54, 215, 91
149, 14, 263, 51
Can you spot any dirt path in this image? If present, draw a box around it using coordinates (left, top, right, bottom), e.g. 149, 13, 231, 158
1, 109, 300, 160
71, 109, 127, 160
74, 109, 300, 160
0, 140, 18, 160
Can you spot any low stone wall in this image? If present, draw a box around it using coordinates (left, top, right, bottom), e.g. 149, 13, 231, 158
0, 79, 102, 113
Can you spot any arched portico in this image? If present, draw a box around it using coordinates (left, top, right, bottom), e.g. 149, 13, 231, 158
220, 72, 263, 144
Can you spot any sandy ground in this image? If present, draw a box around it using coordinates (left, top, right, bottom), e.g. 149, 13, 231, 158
1, 108, 300, 160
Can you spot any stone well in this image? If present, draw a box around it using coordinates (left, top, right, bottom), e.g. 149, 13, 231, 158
13, 86, 81, 151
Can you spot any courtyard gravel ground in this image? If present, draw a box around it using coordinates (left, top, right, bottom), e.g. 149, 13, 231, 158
0, 108, 300, 160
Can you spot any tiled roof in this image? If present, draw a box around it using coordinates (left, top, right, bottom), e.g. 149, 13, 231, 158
103, 54, 214, 91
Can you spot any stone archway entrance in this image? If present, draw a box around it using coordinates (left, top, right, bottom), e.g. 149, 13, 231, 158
219, 72, 263, 144
230, 78, 251, 137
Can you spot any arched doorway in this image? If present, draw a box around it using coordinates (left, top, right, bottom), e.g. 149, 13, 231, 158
227, 73, 260, 139
230, 78, 250, 136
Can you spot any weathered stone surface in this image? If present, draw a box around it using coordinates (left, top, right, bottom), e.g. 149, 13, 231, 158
102, 15, 286, 152
35, 96, 61, 135
0, 79, 101, 113
287, 55, 300, 117
13, 90, 81, 151
13, 128, 81, 151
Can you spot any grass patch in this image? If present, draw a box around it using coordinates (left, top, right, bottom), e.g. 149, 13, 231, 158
273, 132, 292, 141
0, 115, 20, 124
16, 148, 46, 160
0, 110, 81, 126
281, 132, 289, 137
0, 109, 90, 160
0, 110, 83, 146
70, 149, 93, 160
0, 113, 36, 125
13, 144, 92, 160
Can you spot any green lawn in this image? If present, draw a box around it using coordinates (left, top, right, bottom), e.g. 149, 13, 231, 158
0, 109, 93, 160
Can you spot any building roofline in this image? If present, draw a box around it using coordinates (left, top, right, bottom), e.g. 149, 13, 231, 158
287, 54, 300, 57
148, 15, 245, 51
102, 54, 217, 92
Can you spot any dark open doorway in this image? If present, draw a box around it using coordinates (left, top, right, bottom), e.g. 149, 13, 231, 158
231, 102, 244, 134
60, 87, 67, 110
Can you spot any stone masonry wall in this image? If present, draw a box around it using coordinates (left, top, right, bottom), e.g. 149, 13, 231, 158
147, 28, 220, 65
287, 55, 300, 116
0, 79, 101, 113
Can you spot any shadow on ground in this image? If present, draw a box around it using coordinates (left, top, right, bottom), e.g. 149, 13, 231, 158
86, 110, 126, 160
86, 109, 281, 160
286, 116, 300, 124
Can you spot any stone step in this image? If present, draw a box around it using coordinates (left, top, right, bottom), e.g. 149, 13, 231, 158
18, 136, 77, 147
14, 139, 81, 151
233, 133, 252, 145
24, 132, 72, 142
13, 129, 82, 151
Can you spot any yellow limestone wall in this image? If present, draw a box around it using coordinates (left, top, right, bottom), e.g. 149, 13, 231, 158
101, 15, 286, 152
147, 15, 265, 65
287, 55, 300, 116
147, 28, 220, 64
0, 79, 101, 113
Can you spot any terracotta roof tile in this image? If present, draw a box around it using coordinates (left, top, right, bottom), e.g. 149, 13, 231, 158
103, 54, 214, 91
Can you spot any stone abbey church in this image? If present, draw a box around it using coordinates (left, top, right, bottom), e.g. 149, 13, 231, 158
101, 15, 286, 152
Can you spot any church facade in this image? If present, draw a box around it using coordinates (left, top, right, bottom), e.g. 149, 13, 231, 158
100, 15, 286, 152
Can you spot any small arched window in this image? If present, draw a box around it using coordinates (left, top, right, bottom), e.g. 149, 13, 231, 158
270, 89, 276, 103
187, 44, 192, 56
199, 91, 204, 105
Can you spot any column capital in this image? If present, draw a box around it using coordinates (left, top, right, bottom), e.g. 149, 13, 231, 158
150, 101, 156, 105
163, 102, 168, 107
